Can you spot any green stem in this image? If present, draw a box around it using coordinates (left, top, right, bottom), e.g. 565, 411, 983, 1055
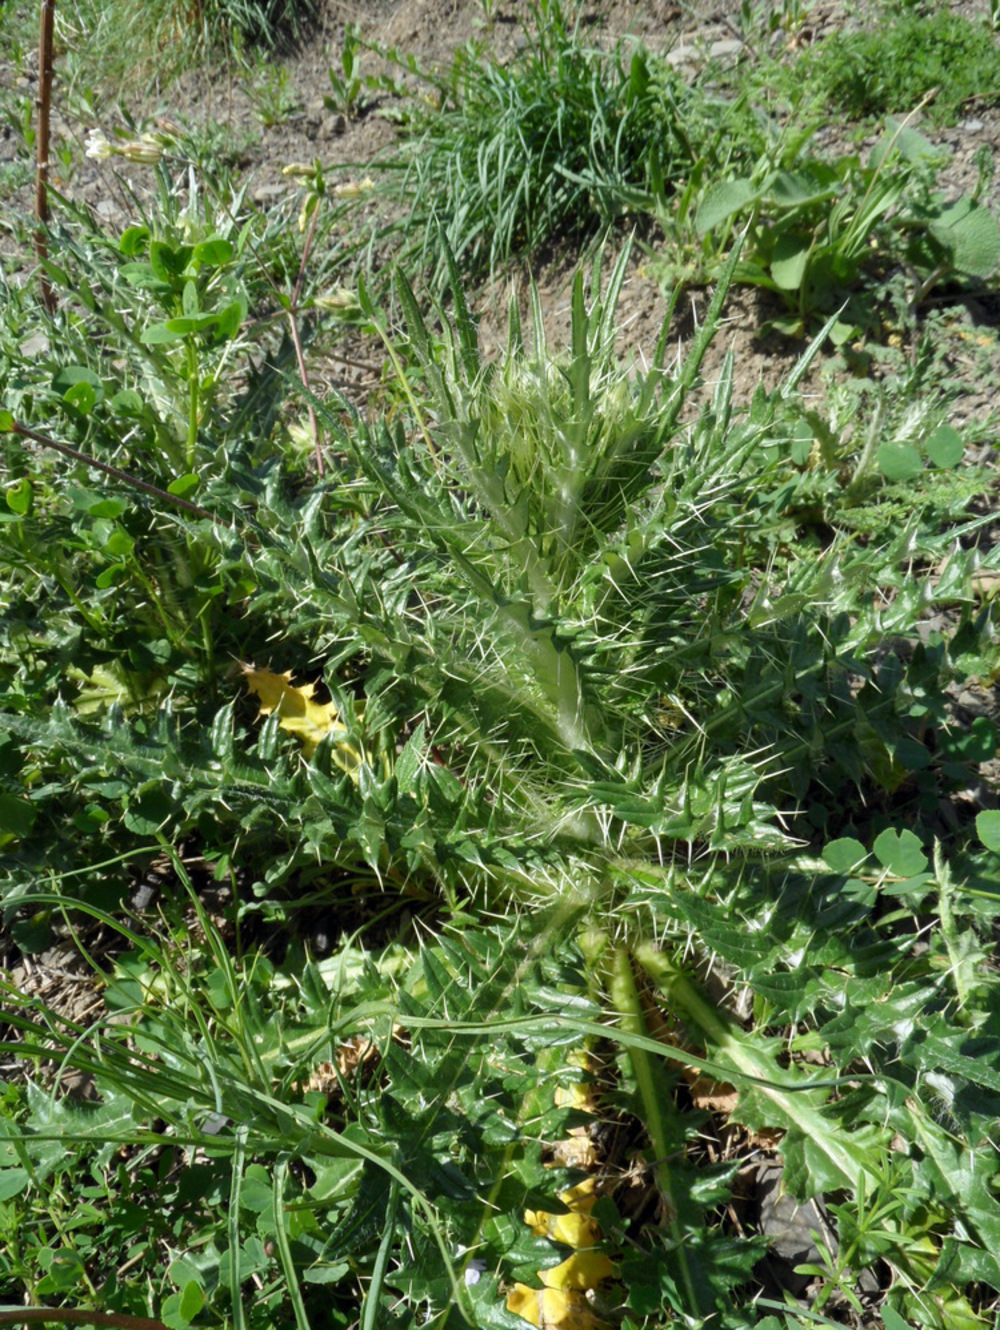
185, 338, 199, 470
0, 1314, 169, 1330
609, 947, 706, 1321
635, 943, 869, 1192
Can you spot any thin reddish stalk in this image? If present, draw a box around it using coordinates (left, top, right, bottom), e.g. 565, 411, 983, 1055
0, 1311, 169, 1330
34, 0, 57, 313
8, 419, 227, 527
288, 200, 326, 477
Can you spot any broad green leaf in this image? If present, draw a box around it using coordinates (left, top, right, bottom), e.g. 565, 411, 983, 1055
181, 278, 199, 316
929, 197, 1000, 278
770, 168, 837, 208
70, 489, 127, 518
37, 1247, 86, 1294
149, 239, 193, 281
881, 1308, 915, 1330
63, 381, 97, 414
163, 311, 223, 335
109, 388, 145, 416
769, 233, 811, 291
938, 716, 998, 763
891, 734, 932, 770
0, 409, 14, 431
168, 473, 200, 497
695, 179, 756, 235
0, 793, 35, 835
925, 424, 963, 469
822, 837, 867, 874
141, 321, 188, 345
95, 564, 126, 588
977, 810, 1000, 852
873, 828, 927, 876
214, 299, 246, 339
179, 1280, 205, 1322
52, 365, 104, 404
0, 1167, 29, 1200
882, 118, 943, 166
6, 478, 32, 516
877, 441, 922, 481
193, 235, 234, 266
123, 786, 173, 834
103, 528, 135, 558
119, 224, 149, 256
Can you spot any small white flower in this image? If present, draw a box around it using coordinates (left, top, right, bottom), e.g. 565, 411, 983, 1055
85, 128, 115, 160
314, 286, 360, 312
332, 176, 374, 199
85, 128, 163, 165
117, 138, 163, 165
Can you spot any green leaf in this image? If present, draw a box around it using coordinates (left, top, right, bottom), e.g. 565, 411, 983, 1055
52, 365, 104, 401
6, 478, 32, 516
877, 441, 922, 481
109, 389, 146, 416
63, 380, 97, 414
213, 299, 246, 339
0, 409, 14, 432
937, 716, 998, 763
141, 321, 188, 346
150, 239, 193, 281
193, 236, 234, 267
822, 838, 867, 873
70, 490, 127, 518
72, 804, 110, 834
881, 1307, 915, 1330
0, 1167, 30, 1199
37, 1247, 87, 1295
178, 1280, 205, 1322
95, 564, 126, 588
695, 179, 756, 235
182, 278, 199, 316
163, 312, 223, 335
168, 473, 200, 497
929, 197, 1000, 278
883, 118, 943, 167
873, 828, 928, 876
770, 168, 837, 208
769, 233, 812, 291
119, 225, 150, 256
0, 793, 36, 836
925, 424, 963, 469
977, 810, 1000, 853
123, 786, 173, 834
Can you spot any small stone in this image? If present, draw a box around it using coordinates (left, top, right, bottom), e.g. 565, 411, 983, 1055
20, 333, 48, 358
252, 182, 287, 204
709, 38, 743, 59
957, 689, 990, 715
962, 118, 985, 132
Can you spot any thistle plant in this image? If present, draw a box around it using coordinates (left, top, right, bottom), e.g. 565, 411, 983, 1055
2, 216, 999, 1326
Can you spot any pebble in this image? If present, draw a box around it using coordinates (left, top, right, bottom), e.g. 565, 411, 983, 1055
252, 181, 287, 204
666, 37, 743, 67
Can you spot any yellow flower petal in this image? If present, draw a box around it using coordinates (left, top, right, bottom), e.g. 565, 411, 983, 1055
524, 1206, 600, 1248
506, 1283, 543, 1327
553, 1081, 599, 1112
538, 1250, 615, 1291
508, 1285, 613, 1329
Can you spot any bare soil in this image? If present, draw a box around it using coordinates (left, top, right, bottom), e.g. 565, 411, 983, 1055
4, 0, 1000, 413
